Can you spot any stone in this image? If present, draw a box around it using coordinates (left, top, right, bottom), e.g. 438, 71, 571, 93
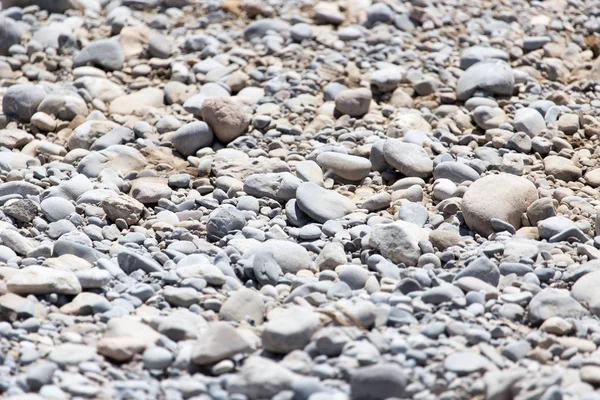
0, 16, 22, 56
40, 197, 75, 222
383, 139, 433, 178
544, 156, 582, 182
206, 205, 246, 240
227, 356, 295, 399
433, 162, 480, 183
6, 266, 81, 295
316, 152, 372, 181
456, 60, 514, 100
143, 347, 173, 370
102, 194, 144, 225
130, 177, 172, 204
74, 38, 125, 71
191, 322, 253, 365
97, 337, 146, 361
444, 352, 493, 375
528, 288, 589, 325
220, 288, 265, 325
109, 88, 165, 115
462, 174, 538, 237
242, 240, 313, 275
513, 107, 546, 136
201, 97, 250, 143
3, 84, 47, 122
335, 88, 372, 117
369, 221, 428, 266
455, 256, 500, 286
2, 199, 39, 223
244, 173, 302, 202
118, 250, 164, 274
296, 182, 357, 223
262, 307, 320, 353
78, 145, 147, 178
172, 121, 213, 156
350, 363, 407, 400
38, 91, 88, 120
49, 343, 96, 366
460, 46, 509, 70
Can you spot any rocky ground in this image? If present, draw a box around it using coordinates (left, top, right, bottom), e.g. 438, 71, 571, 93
4, 0, 600, 399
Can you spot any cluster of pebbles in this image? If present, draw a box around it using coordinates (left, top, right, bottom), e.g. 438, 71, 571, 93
5, 0, 600, 399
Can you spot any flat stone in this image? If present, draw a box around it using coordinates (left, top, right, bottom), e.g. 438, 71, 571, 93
6, 266, 81, 295
383, 139, 433, 178
296, 182, 357, 223
191, 322, 253, 365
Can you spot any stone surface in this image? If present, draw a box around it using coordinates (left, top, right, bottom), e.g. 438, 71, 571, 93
462, 174, 538, 237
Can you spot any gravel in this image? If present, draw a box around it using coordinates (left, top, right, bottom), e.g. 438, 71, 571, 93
1, 1, 600, 399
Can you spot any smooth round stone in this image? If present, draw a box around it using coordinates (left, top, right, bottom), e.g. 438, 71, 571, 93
316, 152, 372, 181
40, 197, 75, 222
584, 169, 600, 187
291, 23, 312, 41
462, 174, 538, 237
337, 26, 363, 41
3, 83, 47, 122
383, 139, 433, 178
172, 121, 214, 157
433, 162, 480, 183
296, 160, 324, 185
143, 347, 173, 370
337, 264, 369, 290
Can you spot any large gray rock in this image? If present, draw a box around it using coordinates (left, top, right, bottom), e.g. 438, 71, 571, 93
335, 88, 372, 117
383, 139, 433, 178
513, 107, 546, 136
462, 174, 538, 237
206, 205, 246, 241
455, 256, 500, 286
369, 221, 429, 266
74, 38, 125, 71
572, 271, 600, 310
528, 288, 589, 325
244, 173, 302, 202
3, 84, 47, 122
38, 90, 88, 121
0, 16, 22, 56
220, 288, 265, 325
228, 356, 296, 399
350, 363, 407, 400
191, 322, 253, 365
262, 306, 320, 354
242, 240, 313, 275
456, 60, 514, 100
172, 121, 213, 157
296, 182, 357, 223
